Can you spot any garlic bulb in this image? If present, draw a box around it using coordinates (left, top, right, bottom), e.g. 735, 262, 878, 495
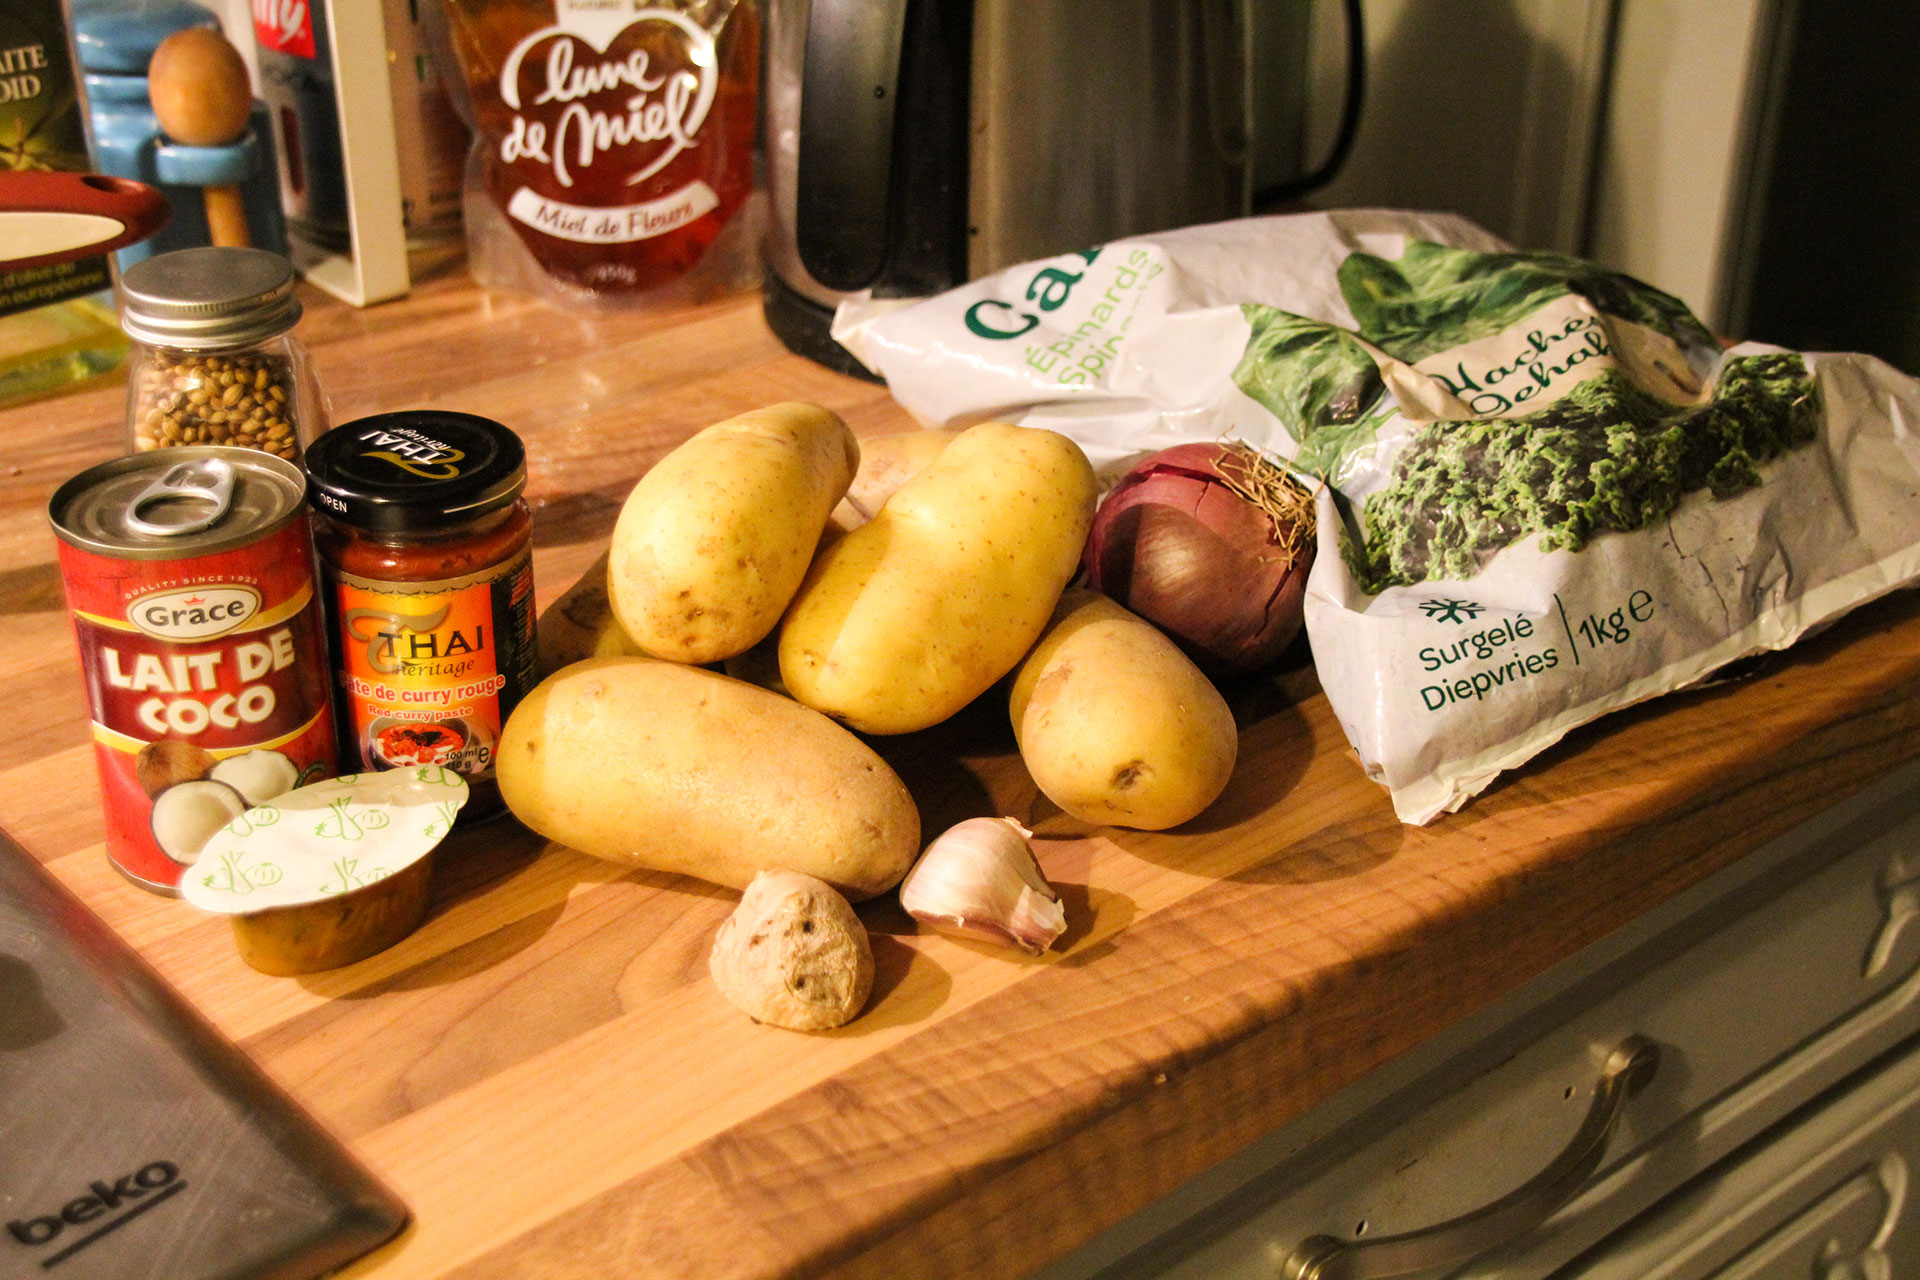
899, 817, 1066, 955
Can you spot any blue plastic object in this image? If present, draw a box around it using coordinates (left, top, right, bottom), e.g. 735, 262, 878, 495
71, 0, 217, 72
71, 0, 288, 265
153, 133, 264, 188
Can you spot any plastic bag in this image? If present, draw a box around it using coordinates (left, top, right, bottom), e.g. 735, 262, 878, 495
834, 210, 1920, 823
435, 0, 762, 308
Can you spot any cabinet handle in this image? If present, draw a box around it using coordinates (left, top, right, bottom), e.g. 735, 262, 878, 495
1278, 1035, 1660, 1280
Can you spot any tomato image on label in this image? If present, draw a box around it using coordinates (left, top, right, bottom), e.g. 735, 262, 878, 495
373, 721, 468, 768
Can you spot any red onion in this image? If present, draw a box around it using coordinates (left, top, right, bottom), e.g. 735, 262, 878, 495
1083, 442, 1315, 675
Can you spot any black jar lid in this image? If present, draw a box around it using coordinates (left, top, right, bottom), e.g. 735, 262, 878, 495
304, 411, 526, 533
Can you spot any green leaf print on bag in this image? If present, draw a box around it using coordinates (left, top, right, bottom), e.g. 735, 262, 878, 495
1349, 353, 1821, 591
1336, 240, 1716, 365
1232, 306, 1385, 470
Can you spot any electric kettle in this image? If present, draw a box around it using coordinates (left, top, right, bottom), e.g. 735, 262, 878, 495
762, 0, 1363, 375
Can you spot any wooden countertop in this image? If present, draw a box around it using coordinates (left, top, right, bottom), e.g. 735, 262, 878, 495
5, 272, 1920, 1280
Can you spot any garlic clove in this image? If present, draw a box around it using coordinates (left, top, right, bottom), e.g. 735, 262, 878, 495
899, 817, 1067, 955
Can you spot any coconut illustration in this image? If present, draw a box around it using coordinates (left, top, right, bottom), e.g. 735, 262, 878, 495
208, 749, 301, 805
149, 779, 249, 865
135, 740, 216, 798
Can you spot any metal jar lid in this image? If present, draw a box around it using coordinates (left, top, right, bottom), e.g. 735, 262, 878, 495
49, 447, 309, 560
119, 247, 302, 350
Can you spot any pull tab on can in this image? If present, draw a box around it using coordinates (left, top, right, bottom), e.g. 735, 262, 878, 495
124, 457, 236, 538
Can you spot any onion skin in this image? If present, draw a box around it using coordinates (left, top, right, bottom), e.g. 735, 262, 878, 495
1083, 443, 1313, 675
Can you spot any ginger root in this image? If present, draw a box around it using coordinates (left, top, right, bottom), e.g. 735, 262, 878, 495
709, 870, 873, 1030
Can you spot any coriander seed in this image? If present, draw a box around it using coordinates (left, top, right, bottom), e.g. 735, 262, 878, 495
119, 247, 330, 462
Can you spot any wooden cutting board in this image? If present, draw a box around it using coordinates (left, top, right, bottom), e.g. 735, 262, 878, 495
3, 274, 1918, 1279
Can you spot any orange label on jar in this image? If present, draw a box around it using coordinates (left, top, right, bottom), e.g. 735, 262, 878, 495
326, 547, 537, 785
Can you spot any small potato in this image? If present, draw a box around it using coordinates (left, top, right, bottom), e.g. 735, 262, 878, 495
709, 871, 873, 1030
780, 422, 1097, 735
610, 403, 859, 664
497, 658, 919, 899
537, 550, 643, 676
720, 630, 787, 695
1010, 590, 1238, 830
827, 428, 961, 534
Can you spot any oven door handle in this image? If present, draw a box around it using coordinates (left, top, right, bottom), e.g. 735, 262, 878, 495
1279, 1035, 1660, 1280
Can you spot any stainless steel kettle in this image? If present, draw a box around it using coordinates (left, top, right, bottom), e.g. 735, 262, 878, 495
761, 0, 1363, 375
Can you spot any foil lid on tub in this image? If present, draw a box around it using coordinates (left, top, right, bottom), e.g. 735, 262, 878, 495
182, 766, 469, 914
184, 766, 470, 975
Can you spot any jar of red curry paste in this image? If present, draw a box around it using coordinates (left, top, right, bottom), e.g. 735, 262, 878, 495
303, 411, 538, 817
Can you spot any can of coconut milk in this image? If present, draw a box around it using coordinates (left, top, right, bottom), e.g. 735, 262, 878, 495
49, 448, 338, 892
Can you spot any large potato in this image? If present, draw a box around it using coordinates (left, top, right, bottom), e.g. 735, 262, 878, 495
610, 403, 858, 664
497, 658, 919, 899
779, 422, 1098, 735
1010, 590, 1237, 830
536, 550, 643, 676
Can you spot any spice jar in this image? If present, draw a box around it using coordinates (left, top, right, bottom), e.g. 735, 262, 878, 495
120, 247, 328, 461
303, 411, 539, 818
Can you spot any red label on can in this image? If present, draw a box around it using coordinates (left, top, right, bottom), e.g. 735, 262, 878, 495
253, 0, 317, 58
58, 519, 337, 891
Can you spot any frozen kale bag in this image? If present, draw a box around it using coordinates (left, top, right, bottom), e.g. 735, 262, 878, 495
835, 210, 1920, 822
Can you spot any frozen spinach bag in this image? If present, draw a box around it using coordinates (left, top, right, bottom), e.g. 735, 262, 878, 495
834, 210, 1920, 823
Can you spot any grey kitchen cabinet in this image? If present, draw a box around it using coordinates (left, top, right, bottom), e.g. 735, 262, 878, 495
1559, 1020, 1920, 1278
1039, 759, 1920, 1280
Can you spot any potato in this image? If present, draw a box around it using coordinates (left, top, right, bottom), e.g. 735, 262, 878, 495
537, 550, 643, 676
1009, 589, 1237, 830
610, 403, 859, 664
720, 630, 787, 695
497, 658, 919, 899
779, 422, 1097, 735
827, 428, 961, 534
